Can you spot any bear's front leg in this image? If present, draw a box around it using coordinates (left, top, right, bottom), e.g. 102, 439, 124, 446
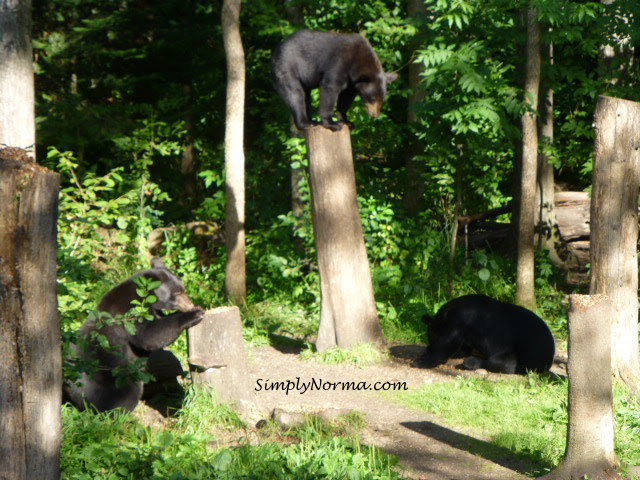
412, 333, 464, 369
130, 309, 205, 352
318, 84, 344, 131
336, 88, 357, 129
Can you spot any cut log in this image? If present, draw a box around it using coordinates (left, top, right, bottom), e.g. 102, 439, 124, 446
590, 95, 640, 394
538, 294, 622, 480
0, 148, 61, 480
187, 306, 256, 414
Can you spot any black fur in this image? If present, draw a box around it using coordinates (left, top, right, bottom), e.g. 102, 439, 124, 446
63, 258, 204, 412
272, 29, 397, 131
412, 294, 555, 374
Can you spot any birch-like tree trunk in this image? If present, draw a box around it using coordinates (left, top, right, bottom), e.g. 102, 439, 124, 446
0, 0, 35, 156
222, 0, 246, 305
516, 8, 540, 310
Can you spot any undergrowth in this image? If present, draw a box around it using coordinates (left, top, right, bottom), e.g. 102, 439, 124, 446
61, 387, 402, 480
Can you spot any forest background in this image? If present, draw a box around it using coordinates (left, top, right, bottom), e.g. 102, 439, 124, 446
33, 0, 640, 347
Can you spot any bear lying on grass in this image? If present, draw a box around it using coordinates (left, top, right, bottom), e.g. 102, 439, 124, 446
63, 258, 204, 412
412, 294, 555, 374
272, 29, 397, 131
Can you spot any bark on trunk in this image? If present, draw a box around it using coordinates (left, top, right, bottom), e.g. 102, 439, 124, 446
0, 0, 35, 157
538, 295, 621, 480
516, 8, 541, 310
0, 149, 61, 480
222, 0, 246, 305
306, 126, 385, 351
589, 95, 640, 395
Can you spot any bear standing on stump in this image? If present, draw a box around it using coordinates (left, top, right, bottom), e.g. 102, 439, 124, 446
412, 294, 556, 374
63, 257, 204, 412
272, 29, 397, 131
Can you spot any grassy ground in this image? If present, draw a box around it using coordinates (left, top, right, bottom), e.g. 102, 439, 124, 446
391, 373, 640, 477
61, 388, 402, 480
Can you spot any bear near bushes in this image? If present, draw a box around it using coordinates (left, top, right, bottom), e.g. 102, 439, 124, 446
412, 294, 555, 374
63, 257, 204, 412
272, 29, 397, 131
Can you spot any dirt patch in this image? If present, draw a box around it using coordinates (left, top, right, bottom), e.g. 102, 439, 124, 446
135, 344, 566, 479
247, 345, 541, 480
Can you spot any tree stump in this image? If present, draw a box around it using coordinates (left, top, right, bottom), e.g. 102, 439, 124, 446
187, 306, 255, 414
539, 294, 621, 480
589, 95, 640, 394
305, 126, 385, 352
0, 148, 61, 480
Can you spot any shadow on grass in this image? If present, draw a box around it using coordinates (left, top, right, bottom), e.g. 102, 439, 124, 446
402, 420, 552, 477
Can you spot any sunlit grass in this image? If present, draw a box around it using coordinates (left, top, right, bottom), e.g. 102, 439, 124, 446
392, 374, 640, 477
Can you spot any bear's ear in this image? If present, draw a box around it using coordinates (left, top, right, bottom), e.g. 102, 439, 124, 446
385, 72, 398, 83
151, 257, 167, 270
154, 282, 172, 304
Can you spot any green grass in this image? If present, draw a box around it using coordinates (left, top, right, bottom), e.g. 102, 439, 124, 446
61, 387, 403, 480
391, 374, 640, 477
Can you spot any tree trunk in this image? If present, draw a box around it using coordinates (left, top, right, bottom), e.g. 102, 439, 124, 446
222, 0, 246, 305
188, 306, 256, 416
516, 8, 540, 310
306, 126, 385, 351
589, 95, 640, 396
0, 149, 61, 480
538, 294, 621, 480
0, 0, 35, 157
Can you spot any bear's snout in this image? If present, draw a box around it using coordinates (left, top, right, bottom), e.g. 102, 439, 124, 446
365, 100, 382, 118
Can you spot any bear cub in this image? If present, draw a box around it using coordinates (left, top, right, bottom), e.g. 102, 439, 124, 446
413, 294, 555, 374
272, 29, 397, 131
63, 257, 204, 412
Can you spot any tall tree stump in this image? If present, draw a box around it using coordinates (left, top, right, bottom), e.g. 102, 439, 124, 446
187, 306, 255, 414
539, 294, 621, 480
589, 95, 640, 394
0, 148, 61, 480
306, 126, 385, 351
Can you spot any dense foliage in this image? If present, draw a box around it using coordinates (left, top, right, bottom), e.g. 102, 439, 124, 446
35, 0, 640, 340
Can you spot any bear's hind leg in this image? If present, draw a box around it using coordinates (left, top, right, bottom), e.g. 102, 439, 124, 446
277, 80, 314, 130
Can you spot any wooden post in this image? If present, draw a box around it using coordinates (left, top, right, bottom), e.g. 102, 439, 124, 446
590, 95, 640, 393
538, 294, 620, 480
306, 126, 385, 351
0, 148, 61, 480
187, 306, 255, 414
